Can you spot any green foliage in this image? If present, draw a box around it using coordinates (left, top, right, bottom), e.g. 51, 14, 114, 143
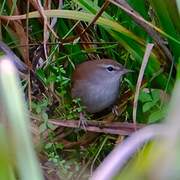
0, 0, 180, 179
139, 89, 168, 123
150, 0, 180, 60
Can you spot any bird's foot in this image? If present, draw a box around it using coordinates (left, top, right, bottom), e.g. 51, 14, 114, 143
112, 105, 119, 116
78, 112, 88, 131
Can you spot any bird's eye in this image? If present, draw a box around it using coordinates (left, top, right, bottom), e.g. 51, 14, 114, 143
107, 66, 114, 71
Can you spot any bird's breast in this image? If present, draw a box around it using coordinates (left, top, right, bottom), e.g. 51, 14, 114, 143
72, 80, 120, 113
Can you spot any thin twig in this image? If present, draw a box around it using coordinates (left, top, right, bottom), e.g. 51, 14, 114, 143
62, 0, 110, 43
36, 0, 48, 60
78, 0, 110, 38
133, 43, 154, 125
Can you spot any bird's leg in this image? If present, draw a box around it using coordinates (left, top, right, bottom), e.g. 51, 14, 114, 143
78, 112, 88, 130
112, 105, 119, 116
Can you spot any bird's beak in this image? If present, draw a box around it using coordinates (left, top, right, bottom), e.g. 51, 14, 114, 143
122, 68, 134, 74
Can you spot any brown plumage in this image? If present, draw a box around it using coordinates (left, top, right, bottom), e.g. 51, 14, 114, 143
71, 59, 130, 113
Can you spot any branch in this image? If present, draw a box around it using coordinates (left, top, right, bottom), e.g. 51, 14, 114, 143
47, 119, 145, 135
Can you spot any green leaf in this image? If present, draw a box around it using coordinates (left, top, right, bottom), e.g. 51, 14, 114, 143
139, 89, 160, 103
139, 91, 153, 103
45, 143, 53, 150
42, 112, 48, 121
55, 143, 64, 150
46, 75, 56, 84
39, 123, 47, 133
143, 102, 156, 113
150, 0, 180, 60
36, 106, 41, 114
36, 69, 47, 84
47, 122, 56, 130
148, 106, 167, 123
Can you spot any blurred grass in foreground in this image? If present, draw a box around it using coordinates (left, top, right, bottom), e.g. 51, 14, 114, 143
115, 58, 180, 180
0, 56, 43, 180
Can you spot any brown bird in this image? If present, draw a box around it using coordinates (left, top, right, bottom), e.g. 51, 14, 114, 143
71, 59, 131, 115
